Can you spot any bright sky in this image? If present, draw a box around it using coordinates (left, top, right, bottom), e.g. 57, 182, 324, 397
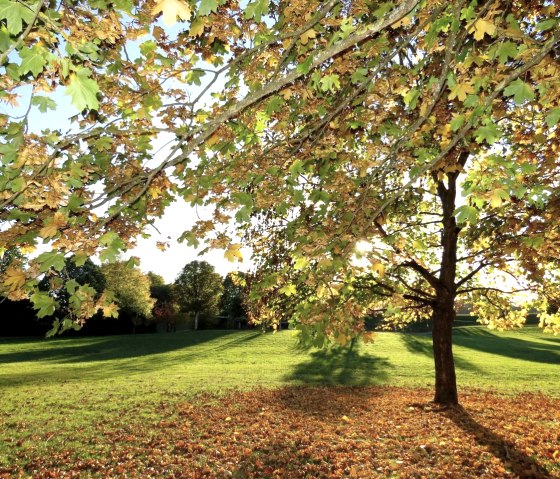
6, 85, 251, 284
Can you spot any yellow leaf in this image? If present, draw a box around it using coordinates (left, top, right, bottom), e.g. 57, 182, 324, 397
101, 302, 119, 318
189, 16, 206, 36
156, 241, 168, 251
341, 415, 351, 423
280, 88, 293, 100
39, 212, 67, 239
300, 29, 316, 45
224, 244, 243, 262
362, 331, 376, 343
207, 132, 221, 146
448, 82, 474, 102
152, 0, 191, 25
470, 18, 496, 41
337, 333, 349, 346
39, 223, 59, 239
3, 267, 26, 292
370, 260, 385, 277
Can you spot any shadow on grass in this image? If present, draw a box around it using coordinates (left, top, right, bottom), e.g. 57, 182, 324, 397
442, 406, 552, 478
285, 345, 390, 387
453, 328, 560, 365
0, 330, 262, 365
399, 333, 482, 372
0, 331, 262, 387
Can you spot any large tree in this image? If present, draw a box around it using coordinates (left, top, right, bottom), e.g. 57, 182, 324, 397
1, 0, 559, 404
174, 260, 223, 329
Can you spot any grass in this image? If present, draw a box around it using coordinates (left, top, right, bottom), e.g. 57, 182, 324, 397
0, 325, 559, 474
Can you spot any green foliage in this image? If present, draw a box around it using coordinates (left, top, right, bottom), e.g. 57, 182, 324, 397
174, 261, 223, 328
102, 261, 154, 325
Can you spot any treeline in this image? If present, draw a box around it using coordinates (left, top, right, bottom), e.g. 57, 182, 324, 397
0, 256, 248, 337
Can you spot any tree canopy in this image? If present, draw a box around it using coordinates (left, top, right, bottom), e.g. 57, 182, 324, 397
1, 0, 560, 403
174, 260, 224, 329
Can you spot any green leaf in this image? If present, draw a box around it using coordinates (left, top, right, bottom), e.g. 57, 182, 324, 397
494, 41, 518, 64
320, 74, 341, 92
454, 205, 478, 225
244, 0, 269, 22
0, 0, 37, 35
536, 18, 558, 32
403, 88, 419, 109
450, 114, 464, 132
474, 123, 501, 144
350, 67, 368, 85
545, 107, 560, 128
372, 2, 394, 18
19, 45, 47, 77
31, 95, 57, 113
198, 0, 221, 16
295, 55, 313, 75
279, 283, 297, 296
65, 68, 100, 111
265, 96, 283, 115
31, 292, 58, 318
503, 79, 534, 105
37, 251, 66, 272
0, 26, 10, 51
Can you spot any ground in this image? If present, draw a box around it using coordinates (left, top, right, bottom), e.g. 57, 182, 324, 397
0, 327, 559, 478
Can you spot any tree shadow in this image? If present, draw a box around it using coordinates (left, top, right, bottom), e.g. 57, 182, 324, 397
399, 333, 482, 372
452, 328, 560, 365
284, 345, 390, 388
441, 406, 553, 478
0, 331, 263, 387
0, 330, 255, 365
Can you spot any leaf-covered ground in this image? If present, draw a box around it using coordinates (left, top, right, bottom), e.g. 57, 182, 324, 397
1, 387, 558, 479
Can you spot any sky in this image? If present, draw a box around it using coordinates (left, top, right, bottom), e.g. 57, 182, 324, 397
5, 79, 251, 284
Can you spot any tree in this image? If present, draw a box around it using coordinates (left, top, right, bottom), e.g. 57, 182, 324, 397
148, 271, 178, 331
220, 272, 247, 327
101, 261, 155, 332
174, 261, 223, 330
1, 0, 559, 404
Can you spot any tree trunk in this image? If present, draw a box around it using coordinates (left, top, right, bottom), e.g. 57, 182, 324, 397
432, 302, 458, 405
194, 311, 199, 330
430, 157, 466, 406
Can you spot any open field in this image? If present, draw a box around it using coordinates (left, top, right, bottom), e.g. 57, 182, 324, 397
0, 326, 559, 478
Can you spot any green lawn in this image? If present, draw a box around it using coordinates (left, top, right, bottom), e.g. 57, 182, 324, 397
0, 326, 558, 470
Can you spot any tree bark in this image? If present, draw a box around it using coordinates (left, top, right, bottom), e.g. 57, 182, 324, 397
429, 156, 466, 406
194, 311, 199, 330
432, 302, 458, 405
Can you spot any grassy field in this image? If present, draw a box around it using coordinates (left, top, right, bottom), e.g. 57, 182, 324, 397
0, 326, 559, 477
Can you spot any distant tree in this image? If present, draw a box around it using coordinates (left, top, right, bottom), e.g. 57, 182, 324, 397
174, 261, 223, 330
148, 272, 178, 331
102, 262, 155, 333
220, 272, 247, 327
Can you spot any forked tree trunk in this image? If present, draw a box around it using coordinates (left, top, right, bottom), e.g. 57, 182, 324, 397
430, 158, 466, 406
431, 302, 458, 405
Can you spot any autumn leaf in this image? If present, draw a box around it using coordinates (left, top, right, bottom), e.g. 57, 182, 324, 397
2, 266, 26, 292
470, 18, 496, 41
39, 212, 67, 239
152, 0, 191, 25
300, 29, 316, 45
448, 82, 474, 102
224, 244, 243, 262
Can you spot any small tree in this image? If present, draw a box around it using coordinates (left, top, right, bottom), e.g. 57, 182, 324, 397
174, 261, 223, 330
102, 261, 154, 333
